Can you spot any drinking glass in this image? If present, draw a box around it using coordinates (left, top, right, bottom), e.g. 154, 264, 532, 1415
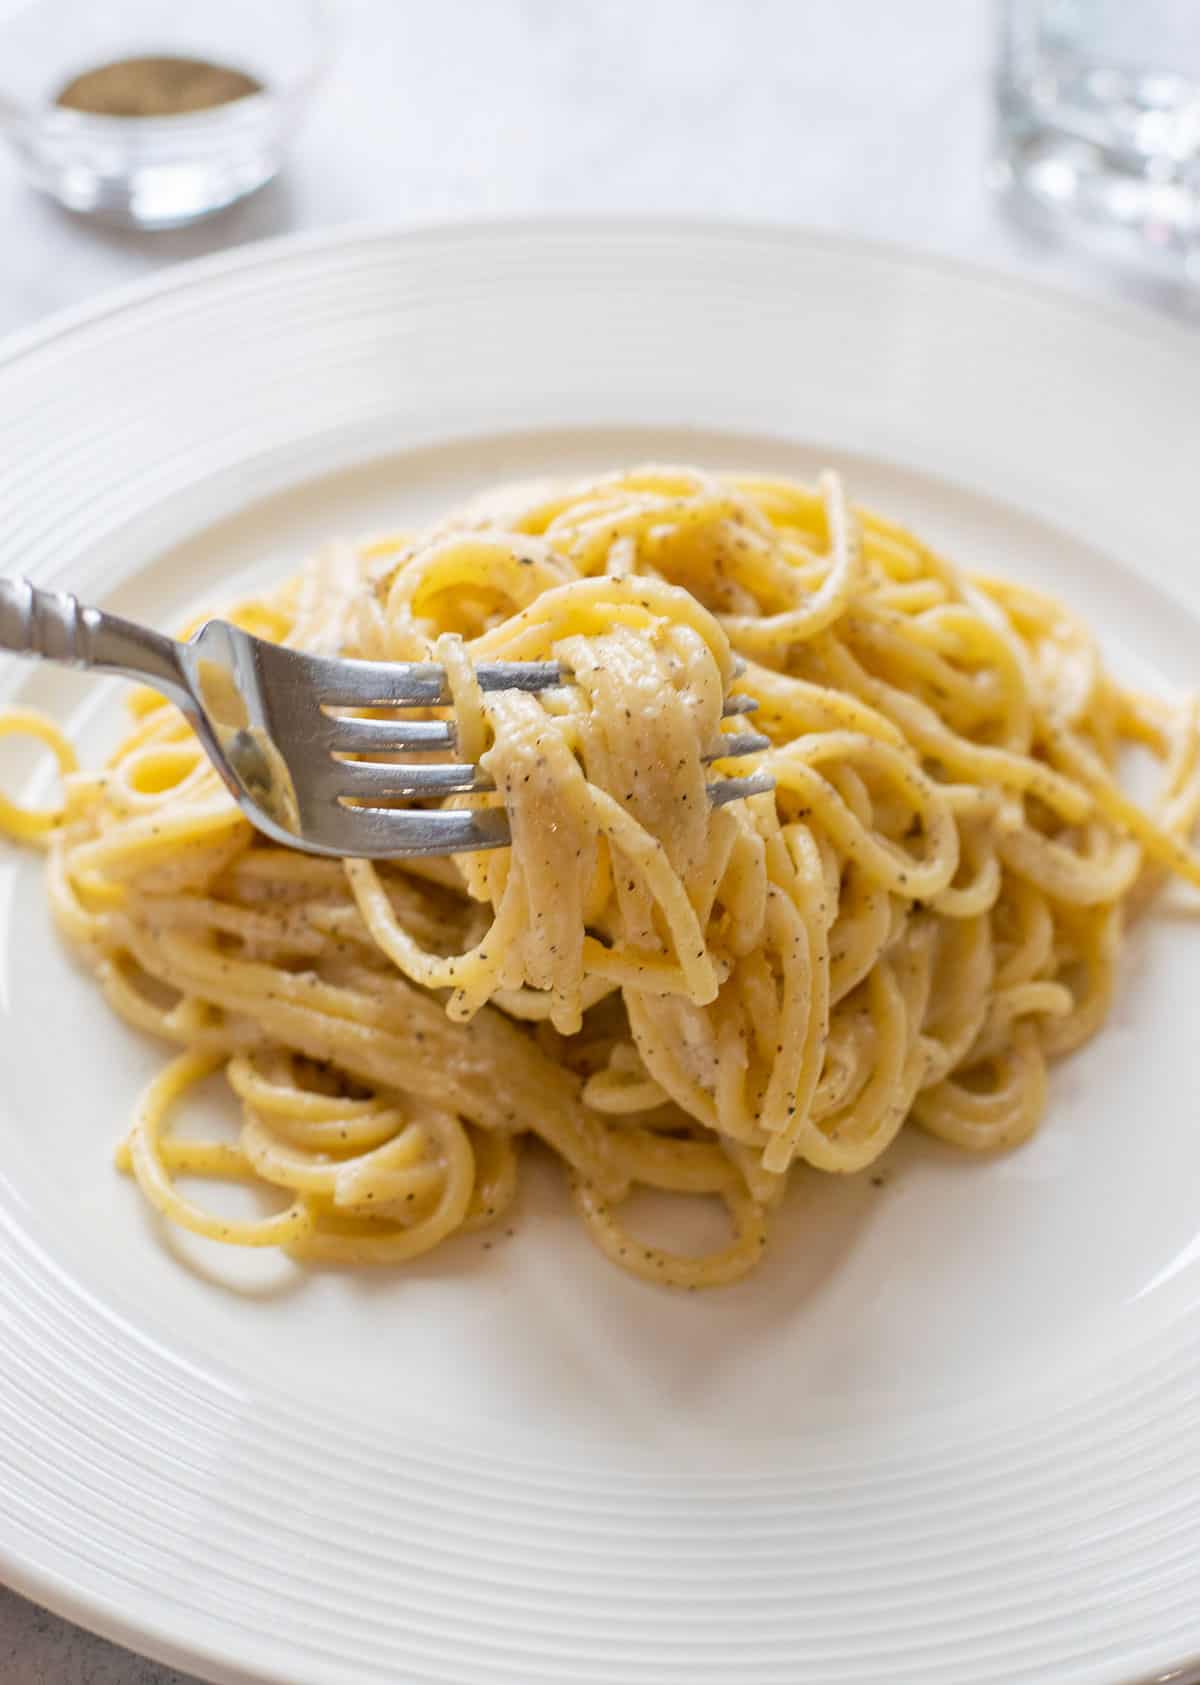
996, 0, 1200, 274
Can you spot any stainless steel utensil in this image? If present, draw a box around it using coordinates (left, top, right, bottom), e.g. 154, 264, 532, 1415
0, 577, 774, 858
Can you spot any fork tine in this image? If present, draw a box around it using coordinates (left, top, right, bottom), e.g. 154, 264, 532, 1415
337, 761, 489, 799
318, 658, 567, 708
325, 697, 758, 756
708, 770, 776, 806
475, 661, 565, 694
327, 716, 456, 754
317, 659, 448, 708
706, 732, 770, 759
339, 806, 514, 857
340, 764, 776, 858
316, 649, 761, 713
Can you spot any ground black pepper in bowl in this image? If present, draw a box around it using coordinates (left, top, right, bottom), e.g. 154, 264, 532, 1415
56, 56, 263, 118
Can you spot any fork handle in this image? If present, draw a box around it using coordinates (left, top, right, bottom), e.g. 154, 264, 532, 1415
0, 576, 190, 706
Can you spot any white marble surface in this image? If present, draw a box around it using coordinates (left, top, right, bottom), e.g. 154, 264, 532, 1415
0, 1, 1194, 1681
3, 0, 1196, 343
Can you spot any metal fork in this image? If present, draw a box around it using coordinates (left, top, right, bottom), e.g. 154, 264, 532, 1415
0, 578, 774, 858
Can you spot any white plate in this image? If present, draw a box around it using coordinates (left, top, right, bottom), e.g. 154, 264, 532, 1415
1, 223, 1199, 1685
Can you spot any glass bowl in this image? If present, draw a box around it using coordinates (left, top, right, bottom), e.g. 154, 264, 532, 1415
0, 0, 333, 229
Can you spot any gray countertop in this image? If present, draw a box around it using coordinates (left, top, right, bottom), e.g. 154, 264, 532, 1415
0, 0, 1193, 1680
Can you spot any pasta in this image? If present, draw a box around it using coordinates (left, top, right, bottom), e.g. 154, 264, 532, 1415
3, 464, 1199, 1288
